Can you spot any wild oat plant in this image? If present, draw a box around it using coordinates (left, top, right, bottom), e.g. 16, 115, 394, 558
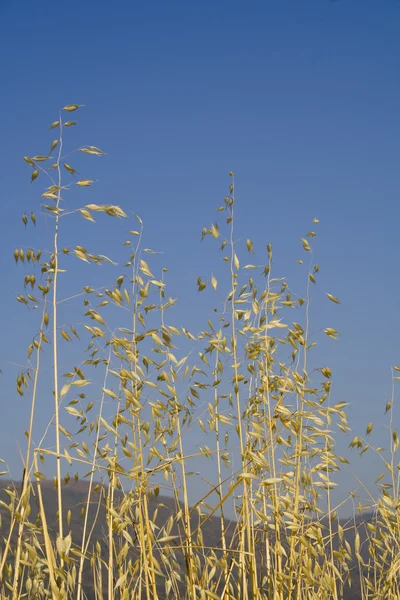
0, 106, 399, 600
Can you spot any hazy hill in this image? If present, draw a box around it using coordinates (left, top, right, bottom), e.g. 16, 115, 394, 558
0, 480, 370, 599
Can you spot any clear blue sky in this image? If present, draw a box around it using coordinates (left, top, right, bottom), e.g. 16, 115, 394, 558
1, 0, 400, 513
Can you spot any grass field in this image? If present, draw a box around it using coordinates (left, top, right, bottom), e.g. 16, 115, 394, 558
0, 106, 399, 599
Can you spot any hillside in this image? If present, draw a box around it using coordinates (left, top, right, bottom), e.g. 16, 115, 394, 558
0, 479, 370, 599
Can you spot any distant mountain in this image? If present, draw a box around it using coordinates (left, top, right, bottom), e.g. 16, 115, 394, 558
0, 480, 371, 599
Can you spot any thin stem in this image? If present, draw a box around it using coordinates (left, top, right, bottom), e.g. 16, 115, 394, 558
53, 112, 64, 545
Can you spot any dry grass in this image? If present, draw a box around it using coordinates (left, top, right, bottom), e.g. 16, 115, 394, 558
0, 106, 399, 599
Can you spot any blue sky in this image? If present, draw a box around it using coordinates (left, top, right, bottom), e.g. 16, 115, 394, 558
1, 0, 400, 513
